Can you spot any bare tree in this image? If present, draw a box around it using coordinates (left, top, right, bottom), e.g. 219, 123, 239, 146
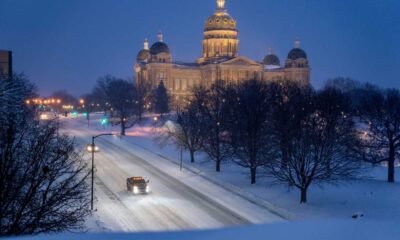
324, 77, 362, 93
267, 88, 361, 203
107, 79, 137, 135
225, 80, 276, 184
358, 87, 400, 183
134, 78, 152, 121
0, 75, 91, 236
0, 73, 36, 125
158, 102, 203, 163
81, 93, 97, 127
268, 80, 314, 169
92, 76, 113, 115
51, 90, 77, 106
192, 83, 230, 172
0, 122, 91, 235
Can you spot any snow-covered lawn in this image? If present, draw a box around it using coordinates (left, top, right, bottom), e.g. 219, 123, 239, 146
72, 114, 400, 222
12, 220, 400, 240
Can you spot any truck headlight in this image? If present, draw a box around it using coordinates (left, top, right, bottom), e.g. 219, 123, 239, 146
145, 186, 150, 193
133, 186, 138, 194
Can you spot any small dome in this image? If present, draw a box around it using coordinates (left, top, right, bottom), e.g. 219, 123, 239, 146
287, 38, 307, 60
150, 42, 170, 55
263, 48, 280, 66
137, 49, 150, 62
288, 48, 307, 60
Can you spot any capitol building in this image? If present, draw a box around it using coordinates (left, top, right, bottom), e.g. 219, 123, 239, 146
134, 0, 310, 101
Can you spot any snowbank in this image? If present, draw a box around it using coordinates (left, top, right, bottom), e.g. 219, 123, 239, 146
11, 220, 399, 240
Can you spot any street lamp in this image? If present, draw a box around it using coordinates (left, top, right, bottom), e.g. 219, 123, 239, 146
90, 133, 115, 211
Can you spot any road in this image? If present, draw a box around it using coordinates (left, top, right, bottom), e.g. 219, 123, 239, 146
64, 118, 284, 232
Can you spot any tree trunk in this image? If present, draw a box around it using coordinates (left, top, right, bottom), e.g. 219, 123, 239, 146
300, 187, 307, 204
121, 119, 126, 136
190, 150, 195, 163
216, 158, 221, 172
280, 143, 288, 170
250, 167, 256, 184
388, 141, 395, 183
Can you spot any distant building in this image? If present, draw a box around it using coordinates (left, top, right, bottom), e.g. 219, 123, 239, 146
0, 50, 12, 79
134, 0, 310, 102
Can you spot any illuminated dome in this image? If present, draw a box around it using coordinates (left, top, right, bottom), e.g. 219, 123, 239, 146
137, 49, 150, 62
137, 39, 150, 62
199, 0, 239, 63
205, 9, 237, 31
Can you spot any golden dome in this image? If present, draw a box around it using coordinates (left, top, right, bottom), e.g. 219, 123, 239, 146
204, 0, 237, 31
205, 14, 237, 31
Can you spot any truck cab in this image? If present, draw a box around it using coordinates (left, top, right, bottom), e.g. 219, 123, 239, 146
126, 177, 150, 194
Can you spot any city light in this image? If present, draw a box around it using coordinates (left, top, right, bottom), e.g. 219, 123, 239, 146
25, 98, 62, 106
101, 117, 108, 125
40, 113, 49, 120
62, 105, 74, 110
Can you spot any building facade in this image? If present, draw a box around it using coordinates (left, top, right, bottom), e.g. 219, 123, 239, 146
134, 0, 310, 101
0, 50, 12, 79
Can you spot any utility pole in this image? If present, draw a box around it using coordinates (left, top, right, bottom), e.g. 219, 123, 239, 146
180, 146, 183, 171
90, 133, 115, 211
91, 137, 95, 211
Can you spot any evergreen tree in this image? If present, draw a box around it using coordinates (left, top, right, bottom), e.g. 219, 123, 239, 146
153, 81, 170, 118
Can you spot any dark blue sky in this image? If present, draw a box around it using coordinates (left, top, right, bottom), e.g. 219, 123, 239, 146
1, 0, 399, 96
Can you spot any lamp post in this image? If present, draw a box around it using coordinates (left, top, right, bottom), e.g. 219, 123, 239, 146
90, 133, 115, 211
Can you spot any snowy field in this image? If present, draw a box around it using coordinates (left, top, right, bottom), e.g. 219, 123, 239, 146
23, 113, 399, 239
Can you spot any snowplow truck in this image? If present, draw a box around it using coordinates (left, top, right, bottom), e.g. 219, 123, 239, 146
127, 177, 150, 194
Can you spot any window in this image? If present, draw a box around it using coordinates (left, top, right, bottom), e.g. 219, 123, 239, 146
182, 79, 187, 90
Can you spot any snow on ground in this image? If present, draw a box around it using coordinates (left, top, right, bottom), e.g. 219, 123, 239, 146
62, 114, 400, 232
63, 115, 286, 233
11, 220, 400, 240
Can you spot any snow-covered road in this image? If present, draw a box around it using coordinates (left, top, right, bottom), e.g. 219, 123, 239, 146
64, 119, 284, 232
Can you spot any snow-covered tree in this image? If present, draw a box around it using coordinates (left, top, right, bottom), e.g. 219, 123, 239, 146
158, 103, 204, 163
0, 74, 91, 236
